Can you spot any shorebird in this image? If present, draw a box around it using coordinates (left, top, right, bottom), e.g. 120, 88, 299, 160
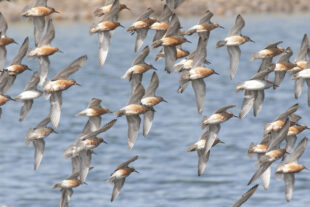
232, 184, 259, 207
64, 119, 117, 183
28, 19, 61, 86
76, 98, 111, 133
236, 68, 275, 119
0, 12, 16, 70
152, 13, 189, 73
248, 119, 290, 187
121, 45, 156, 91
289, 34, 309, 74
185, 10, 223, 40
187, 129, 224, 176
275, 137, 308, 202
22, 0, 59, 46
0, 94, 14, 118
90, 0, 123, 67
0, 37, 29, 94
52, 172, 82, 207
14, 72, 42, 122
115, 83, 151, 149
106, 155, 139, 202
44, 55, 87, 129
25, 115, 55, 170
93, 0, 130, 17
127, 8, 155, 52
178, 39, 218, 114
216, 14, 254, 79
293, 49, 310, 105
273, 47, 296, 88
155, 46, 189, 62
201, 105, 237, 154
150, 4, 172, 42
141, 72, 166, 136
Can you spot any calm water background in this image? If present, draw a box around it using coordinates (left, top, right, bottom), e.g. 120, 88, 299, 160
0, 15, 310, 207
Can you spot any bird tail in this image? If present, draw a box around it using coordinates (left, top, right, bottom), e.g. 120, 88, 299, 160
216, 40, 226, 48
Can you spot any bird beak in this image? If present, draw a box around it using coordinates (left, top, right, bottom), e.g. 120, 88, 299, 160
186, 40, 192, 43
13, 40, 19, 45
163, 99, 168, 103
54, 10, 60, 14
219, 25, 224, 29
152, 66, 157, 70
53, 130, 58, 134
75, 82, 82, 86
219, 140, 225, 144
249, 38, 255, 43
134, 169, 139, 173
58, 49, 64, 53
233, 114, 239, 118
27, 67, 32, 71
103, 139, 108, 144
213, 71, 220, 75
119, 24, 125, 28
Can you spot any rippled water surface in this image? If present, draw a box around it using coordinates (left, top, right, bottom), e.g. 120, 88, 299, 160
1, 16, 310, 207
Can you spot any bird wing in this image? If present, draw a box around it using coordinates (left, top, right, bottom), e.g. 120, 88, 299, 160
232, 184, 259, 207
111, 178, 125, 202
49, 91, 62, 129
19, 100, 34, 122
128, 83, 145, 105
239, 90, 255, 119
228, 14, 245, 36
39, 19, 55, 46
114, 155, 139, 172
143, 110, 154, 137
284, 173, 295, 202
143, 72, 159, 98
192, 79, 206, 114
134, 28, 148, 52
33, 16, 45, 46
25, 72, 40, 91
253, 90, 264, 117
53, 55, 87, 80
126, 115, 141, 150
38, 56, 50, 87
33, 139, 45, 170
133, 45, 149, 65
295, 34, 309, 62
227, 46, 241, 80
10, 37, 29, 65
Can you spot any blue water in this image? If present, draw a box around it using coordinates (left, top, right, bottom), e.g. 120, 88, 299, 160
0, 15, 310, 207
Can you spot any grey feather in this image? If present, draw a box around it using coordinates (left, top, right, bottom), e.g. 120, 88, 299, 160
10, 37, 29, 65
239, 90, 255, 119
228, 14, 245, 36
253, 90, 264, 117
295, 34, 309, 62
128, 83, 145, 105
39, 18, 55, 46
53, 55, 87, 80
144, 72, 159, 98
19, 100, 33, 122
143, 110, 154, 136
284, 173, 295, 202
111, 178, 125, 202
227, 46, 241, 79
164, 46, 176, 73
50, 91, 62, 129
232, 184, 259, 207
135, 28, 148, 52
192, 79, 206, 114
98, 31, 111, 67
33, 17, 45, 46
33, 139, 45, 170
294, 78, 304, 99
126, 115, 141, 150
38, 56, 50, 86
286, 137, 308, 163
133, 45, 149, 65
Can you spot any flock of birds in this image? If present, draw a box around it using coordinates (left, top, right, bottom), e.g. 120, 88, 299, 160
0, 0, 309, 206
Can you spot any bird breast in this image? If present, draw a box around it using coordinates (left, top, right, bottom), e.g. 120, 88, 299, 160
296, 69, 310, 79
255, 48, 283, 59
288, 125, 307, 136
123, 104, 148, 115
6, 65, 28, 75
161, 36, 185, 46
131, 64, 151, 74
79, 108, 109, 116
95, 21, 120, 32
0, 95, 10, 106
141, 97, 162, 106
266, 120, 286, 133
0, 36, 14, 47
83, 138, 101, 149
23, 7, 54, 17
150, 22, 169, 30
113, 168, 133, 178
265, 149, 285, 161
189, 67, 215, 79
274, 62, 296, 71
242, 80, 272, 90
44, 80, 75, 93
16, 90, 42, 100
131, 20, 150, 29
176, 48, 189, 59
281, 163, 305, 173
28, 46, 59, 57
60, 179, 81, 188
251, 144, 268, 154
204, 113, 228, 125
225, 36, 246, 46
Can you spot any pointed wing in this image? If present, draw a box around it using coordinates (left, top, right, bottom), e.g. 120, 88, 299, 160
111, 178, 125, 202
49, 91, 62, 129
253, 90, 264, 117
82, 116, 102, 134
258, 58, 272, 73
0, 12, 8, 35
33, 139, 45, 170
197, 150, 210, 176
88, 98, 102, 108
164, 46, 176, 73
192, 79, 206, 114
153, 30, 166, 42
126, 115, 141, 150
2, 75, 16, 94
294, 78, 304, 99
228, 14, 245, 36
128, 83, 145, 105
144, 72, 159, 98
143, 110, 154, 136
130, 74, 143, 92
0, 47, 7, 72
215, 105, 236, 113
53, 55, 87, 80
134, 28, 148, 52
36, 115, 51, 128
284, 173, 295, 202
286, 137, 308, 163
227, 46, 241, 79
98, 31, 111, 67
267, 118, 290, 151
38, 56, 50, 87
19, 100, 34, 122
79, 150, 92, 183
239, 90, 255, 119
25, 72, 40, 91
39, 19, 55, 46
33, 17, 45, 46
158, 4, 172, 22
277, 47, 293, 63
115, 155, 139, 171
264, 41, 283, 49
204, 124, 220, 154
260, 165, 271, 190
166, 0, 185, 10
72, 156, 81, 174
102, 0, 120, 21
274, 104, 299, 121
199, 10, 213, 24
10, 37, 29, 65
80, 119, 117, 140
133, 46, 149, 65
248, 162, 272, 186
232, 184, 259, 207
165, 14, 180, 37
274, 71, 286, 88
285, 135, 297, 154
295, 34, 309, 62
136, 8, 153, 21
306, 80, 310, 106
